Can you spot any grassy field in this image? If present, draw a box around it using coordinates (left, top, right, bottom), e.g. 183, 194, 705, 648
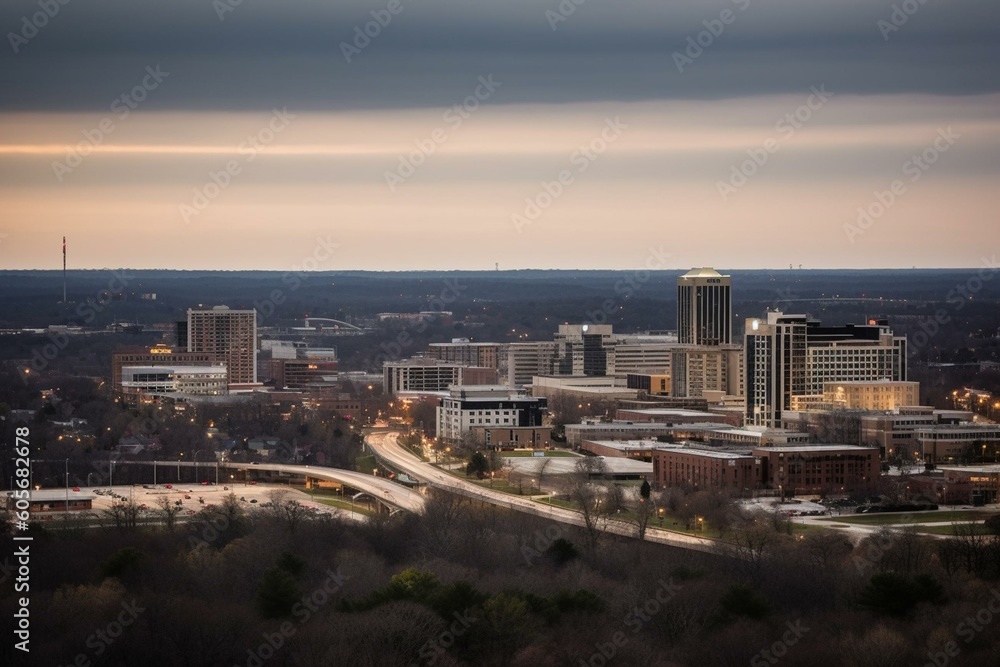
915, 522, 994, 536
312, 497, 376, 517
818, 510, 998, 526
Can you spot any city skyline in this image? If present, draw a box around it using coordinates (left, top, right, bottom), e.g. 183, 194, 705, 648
1, 0, 997, 271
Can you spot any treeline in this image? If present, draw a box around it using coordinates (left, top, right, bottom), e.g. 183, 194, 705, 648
3, 493, 1000, 666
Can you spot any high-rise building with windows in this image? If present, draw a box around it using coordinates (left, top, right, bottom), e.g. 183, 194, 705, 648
186, 306, 259, 388
745, 311, 907, 427
677, 267, 732, 346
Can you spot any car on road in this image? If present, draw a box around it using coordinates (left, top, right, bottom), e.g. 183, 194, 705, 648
250, 499, 257, 503
165, 484, 173, 489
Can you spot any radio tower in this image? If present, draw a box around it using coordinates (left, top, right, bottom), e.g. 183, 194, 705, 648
62, 236, 67, 303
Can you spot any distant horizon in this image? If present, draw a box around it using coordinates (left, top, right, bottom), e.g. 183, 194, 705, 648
2, 265, 993, 273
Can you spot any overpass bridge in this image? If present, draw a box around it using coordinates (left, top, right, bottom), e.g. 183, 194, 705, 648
101, 460, 426, 514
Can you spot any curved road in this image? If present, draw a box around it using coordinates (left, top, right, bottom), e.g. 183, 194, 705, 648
138, 460, 426, 514
365, 431, 716, 553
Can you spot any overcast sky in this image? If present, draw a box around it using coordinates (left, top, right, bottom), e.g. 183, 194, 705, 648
1, 0, 997, 270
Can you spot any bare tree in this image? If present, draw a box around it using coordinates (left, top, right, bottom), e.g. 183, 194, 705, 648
632, 493, 657, 541
564, 457, 611, 548
534, 456, 554, 490
265, 488, 307, 533
103, 499, 141, 530
157, 495, 182, 531
720, 510, 788, 586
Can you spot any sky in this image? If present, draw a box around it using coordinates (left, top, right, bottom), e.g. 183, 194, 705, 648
0, 0, 998, 271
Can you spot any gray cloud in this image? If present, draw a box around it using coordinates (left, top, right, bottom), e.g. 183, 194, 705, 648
0, 0, 997, 112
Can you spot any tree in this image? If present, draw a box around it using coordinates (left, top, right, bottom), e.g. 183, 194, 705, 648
157, 495, 182, 532
103, 498, 141, 530
633, 494, 657, 541
256, 566, 302, 618
466, 451, 491, 479
565, 457, 610, 548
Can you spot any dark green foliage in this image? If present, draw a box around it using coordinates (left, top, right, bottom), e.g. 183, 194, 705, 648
546, 537, 579, 566
466, 451, 490, 479
984, 515, 1000, 535
640, 479, 651, 500
256, 567, 302, 619
276, 551, 306, 576
99, 547, 144, 580
670, 566, 706, 581
429, 581, 489, 619
551, 588, 605, 614
857, 573, 946, 617
719, 584, 771, 620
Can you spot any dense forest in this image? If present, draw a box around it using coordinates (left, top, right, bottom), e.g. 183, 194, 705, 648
3, 493, 1000, 667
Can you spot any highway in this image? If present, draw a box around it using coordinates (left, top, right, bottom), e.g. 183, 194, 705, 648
128, 460, 426, 514
364, 430, 716, 553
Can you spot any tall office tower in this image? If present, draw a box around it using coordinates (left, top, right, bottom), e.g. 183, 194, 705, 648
553, 324, 615, 376
745, 313, 809, 428
677, 268, 732, 346
186, 306, 258, 387
744, 311, 907, 428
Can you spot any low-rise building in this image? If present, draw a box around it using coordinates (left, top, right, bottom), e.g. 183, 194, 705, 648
564, 421, 677, 447
652, 448, 763, 493
616, 408, 730, 425
384, 358, 497, 395
822, 380, 920, 410
436, 385, 547, 445
580, 439, 665, 461
469, 425, 552, 450
753, 445, 880, 495
6, 489, 94, 513
120, 364, 228, 402
913, 424, 1000, 463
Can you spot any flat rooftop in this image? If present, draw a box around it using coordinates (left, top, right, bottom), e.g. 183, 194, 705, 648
753, 445, 879, 452
656, 448, 756, 460
584, 439, 675, 451
619, 409, 717, 417
10, 490, 96, 501
503, 456, 652, 475
939, 465, 1000, 474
